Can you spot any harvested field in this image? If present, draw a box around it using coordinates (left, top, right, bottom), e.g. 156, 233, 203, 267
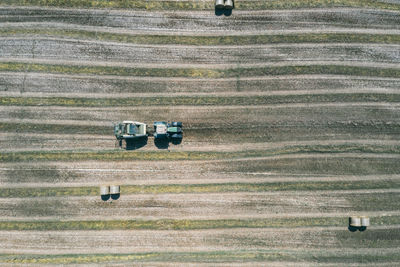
0, 1, 399, 265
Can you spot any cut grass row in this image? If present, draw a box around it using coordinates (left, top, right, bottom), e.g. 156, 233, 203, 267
2, 123, 400, 143
1, 250, 400, 264
0, 122, 110, 135
1, 143, 400, 162
1, 0, 399, 11
3, 29, 400, 46
0, 216, 399, 230
1, 180, 400, 198
1, 93, 400, 107
2, 62, 400, 79
228, 156, 400, 176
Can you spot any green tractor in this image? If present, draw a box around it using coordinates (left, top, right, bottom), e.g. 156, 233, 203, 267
153, 121, 183, 140
114, 121, 147, 149
153, 121, 183, 148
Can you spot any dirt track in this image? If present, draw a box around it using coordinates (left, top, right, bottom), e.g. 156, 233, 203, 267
0, 191, 399, 221
1, 227, 400, 254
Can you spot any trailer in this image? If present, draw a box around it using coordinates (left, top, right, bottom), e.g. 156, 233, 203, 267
114, 121, 147, 149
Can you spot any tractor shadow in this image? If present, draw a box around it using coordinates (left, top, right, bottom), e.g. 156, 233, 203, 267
154, 138, 183, 149
171, 138, 182, 145
154, 138, 169, 149
125, 136, 148, 150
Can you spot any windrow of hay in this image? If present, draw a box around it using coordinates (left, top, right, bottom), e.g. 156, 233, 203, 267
1, 143, 400, 162
1, 62, 400, 79
1, 180, 399, 198
0, 216, 399, 231
1, 0, 399, 11
2, 29, 400, 46
1, 93, 400, 107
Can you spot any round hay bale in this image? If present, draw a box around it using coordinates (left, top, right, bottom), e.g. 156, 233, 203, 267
110, 185, 120, 195
360, 216, 370, 227
100, 185, 110, 195
225, 0, 233, 9
215, 0, 224, 8
349, 216, 361, 227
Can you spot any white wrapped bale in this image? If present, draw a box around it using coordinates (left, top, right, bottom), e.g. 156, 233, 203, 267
361, 216, 370, 227
349, 216, 361, 227
100, 185, 110, 196
225, 0, 233, 9
110, 185, 120, 195
215, 0, 224, 8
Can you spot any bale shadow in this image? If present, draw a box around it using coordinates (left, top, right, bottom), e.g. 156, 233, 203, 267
348, 226, 358, 232
215, 7, 224, 16
359, 226, 367, 232
101, 194, 110, 201
154, 138, 169, 149
111, 193, 120, 200
125, 136, 148, 150
215, 8, 233, 17
223, 9, 232, 16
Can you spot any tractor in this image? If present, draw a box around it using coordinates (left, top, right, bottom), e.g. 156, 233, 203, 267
153, 121, 183, 140
153, 121, 183, 148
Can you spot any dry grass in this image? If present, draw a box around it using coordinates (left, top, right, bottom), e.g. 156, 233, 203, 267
1, 62, 400, 79
2, 29, 400, 45
1, 143, 399, 162
1, 93, 400, 107
1, 250, 400, 264
1, 179, 399, 198
0, 216, 399, 231
1, 0, 399, 11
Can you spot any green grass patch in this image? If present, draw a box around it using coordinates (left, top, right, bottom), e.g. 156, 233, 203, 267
347, 192, 400, 212
1, 179, 400, 198
2, 28, 400, 45
1, 122, 399, 143
1, 62, 400, 79
1, 143, 400, 162
1, 0, 399, 11
0, 216, 399, 231
1, 249, 400, 264
0, 122, 109, 135
1, 93, 400, 107
229, 157, 400, 176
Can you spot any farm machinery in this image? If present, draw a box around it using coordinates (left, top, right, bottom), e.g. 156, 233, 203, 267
153, 121, 183, 140
114, 121, 147, 149
114, 120, 183, 149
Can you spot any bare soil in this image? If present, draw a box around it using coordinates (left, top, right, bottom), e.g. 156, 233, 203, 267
0, 227, 399, 254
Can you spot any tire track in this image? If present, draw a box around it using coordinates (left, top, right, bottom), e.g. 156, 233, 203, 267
0, 191, 399, 221
1, 7, 399, 32
1, 38, 399, 65
3, 57, 400, 69
2, 72, 400, 94
1, 102, 399, 124
1, 132, 400, 152
0, 227, 399, 254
